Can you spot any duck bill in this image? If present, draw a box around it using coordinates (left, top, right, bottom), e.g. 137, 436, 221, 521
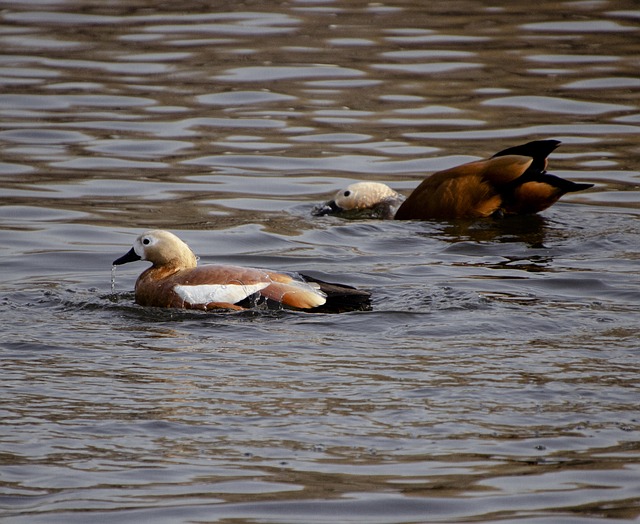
312, 200, 342, 216
113, 247, 141, 266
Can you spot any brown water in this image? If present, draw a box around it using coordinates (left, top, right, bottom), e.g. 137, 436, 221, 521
1, 1, 639, 523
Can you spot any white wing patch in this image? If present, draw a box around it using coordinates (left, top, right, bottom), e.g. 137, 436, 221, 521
174, 282, 269, 305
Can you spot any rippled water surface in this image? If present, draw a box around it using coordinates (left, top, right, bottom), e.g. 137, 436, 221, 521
1, 1, 639, 522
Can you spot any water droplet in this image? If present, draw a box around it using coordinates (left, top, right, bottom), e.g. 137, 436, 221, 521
111, 265, 117, 295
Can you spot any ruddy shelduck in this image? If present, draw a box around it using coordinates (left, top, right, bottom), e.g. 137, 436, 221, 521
315, 140, 593, 220
113, 230, 370, 312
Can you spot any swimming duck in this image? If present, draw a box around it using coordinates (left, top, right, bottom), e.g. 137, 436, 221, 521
315, 140, 593, 220
113, 230, 371, 312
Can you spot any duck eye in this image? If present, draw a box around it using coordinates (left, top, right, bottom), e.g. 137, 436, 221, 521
343, 190, 351, 197
142, 238, 150, 245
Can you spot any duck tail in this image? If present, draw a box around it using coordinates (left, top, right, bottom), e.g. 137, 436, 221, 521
536, 173, 594, 194
492, 140, 561, 160
300, 274, 372, 313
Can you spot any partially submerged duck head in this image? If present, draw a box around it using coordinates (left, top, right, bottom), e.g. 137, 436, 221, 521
313, 182, 405, 219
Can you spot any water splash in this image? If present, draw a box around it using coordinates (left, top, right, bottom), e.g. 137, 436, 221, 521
111, 265, 117, 295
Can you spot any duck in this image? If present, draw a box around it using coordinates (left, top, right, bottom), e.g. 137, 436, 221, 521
113, 230, 371, 313
315, 140, 593, 220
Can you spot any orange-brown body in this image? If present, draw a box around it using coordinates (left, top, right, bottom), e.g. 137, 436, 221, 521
113, 230, 370, 312
394, 140, 592, 220
134, 264, 326, 310
395, 155, 532, 219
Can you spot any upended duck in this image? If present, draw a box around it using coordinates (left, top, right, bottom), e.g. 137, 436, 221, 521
113, 230, 371, 313
314, 140, 593, 220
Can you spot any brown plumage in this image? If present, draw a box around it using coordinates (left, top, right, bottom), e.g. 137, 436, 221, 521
395, 140, 593, 219
113, 230, 370, 313
395, 155, 533, 219
317, 140, 593, 220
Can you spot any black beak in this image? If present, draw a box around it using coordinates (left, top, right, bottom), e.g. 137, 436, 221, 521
113, 247, 141, 266
312, 200, 342, 216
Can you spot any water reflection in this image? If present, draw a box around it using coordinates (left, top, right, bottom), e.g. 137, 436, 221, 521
433, 214, 550, 248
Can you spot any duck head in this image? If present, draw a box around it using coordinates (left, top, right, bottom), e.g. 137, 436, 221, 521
313, 182, 404, 219
113, 230, 198, 269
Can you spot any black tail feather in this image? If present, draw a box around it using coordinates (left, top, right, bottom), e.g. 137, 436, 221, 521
492, 140, 561, 173
530, 173, 594, 194
492, 139, 561, 160
301, 274, 372, 313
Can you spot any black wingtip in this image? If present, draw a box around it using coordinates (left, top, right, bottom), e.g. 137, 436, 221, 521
492, 140, 561, 161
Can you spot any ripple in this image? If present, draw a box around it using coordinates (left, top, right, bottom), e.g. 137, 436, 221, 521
608, 10, 640, 20
291, 133, 371, 143
213, 140, 289, 151
526, 54, 619, 64
197, 91, 297, 106
47, 82, 103, 91
205, 479, 303, 494
56, 117, 286, 139
6, 144, 67, 161
183, 153, 474, 174
0, 94, 69, 110
380, 50, 475, 59
327, 38, 375, 46
0, 35, 84, 50
615, 114, 640, 124
392, 105, 463, 115
51, 157, 168, 170
12, 56, 171, 75
334, 142, 438, 156
304, 79, 382, 88
482, 95, 633, 115
216, 65, 365, 82
3, 11, 122, 24
145, 22, 297, 36
578, 191, 640, 206
67, 95, 156, 108
0, 94, 154, 110
313, 109, 374, 118
0, 205, 89, 225
372, 63, 481, 74
563, 77, 640, 89
0, 129, 90, 144
0, 162, 35, 175
0, 77, 42, 87
181, 117, 287, 130
381, 118, 484, 127
379, 94, 426, 102
522, 20, 636, 32
0, 66, 60, 79
86, 139, 192, 158
405, 123, 640, 139
120, 52, 192, 62
385, 34, 490, 44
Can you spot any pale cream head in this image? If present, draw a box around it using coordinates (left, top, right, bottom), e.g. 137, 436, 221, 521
332, 182, 401, 211
134, 230, 198, 268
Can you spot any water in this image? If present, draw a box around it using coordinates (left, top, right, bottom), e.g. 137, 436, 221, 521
1, 1, 639, 522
